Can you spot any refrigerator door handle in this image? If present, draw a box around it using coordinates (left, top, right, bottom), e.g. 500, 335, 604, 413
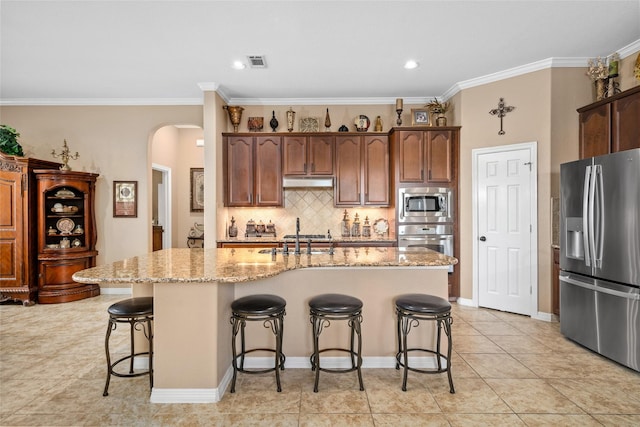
583, 166, 592, 267
560, 274, 640, 300
594, 164, 604, 268
588, 165, 597, 268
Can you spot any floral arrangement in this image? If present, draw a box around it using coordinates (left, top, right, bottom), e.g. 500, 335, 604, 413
0, 125, 24, 156
425, 98, 450, 114
586, 57, 608, 81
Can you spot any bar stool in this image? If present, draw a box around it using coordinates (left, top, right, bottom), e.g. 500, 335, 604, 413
230, 294, 286, 393
395, 293, 455, 393
103, 297, 154, 396
309, 293, 364, 393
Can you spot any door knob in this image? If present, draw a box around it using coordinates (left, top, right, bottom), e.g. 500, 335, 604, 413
479, 236, 486, 241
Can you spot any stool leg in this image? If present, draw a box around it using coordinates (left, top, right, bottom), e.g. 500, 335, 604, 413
353, 315, 364, 391
436, 318, 443, 371
401, 315, 410, 392
128, 318, 135, 374
230, 316, 240, 393
279, 314, 286, 371
444, 316, 455, 394
239, 319, 246, 371
395, 309, 401, 370
271, 316, 282, 393
147, 317, 154, 390
311, 315, 321, 393
103, 317, 115, 397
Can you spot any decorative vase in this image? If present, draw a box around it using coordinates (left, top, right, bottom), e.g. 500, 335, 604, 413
228, 216, 238, 238
286, 107, 295, 132
324, 108, 331, 131
595, 79, 606, 101
374, 116, 383, 131
223, 105, 244, 133
269, 111, 279, 132
436, 115, 447, 127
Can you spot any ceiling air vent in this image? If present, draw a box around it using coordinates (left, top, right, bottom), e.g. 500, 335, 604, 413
247, 55, 267, 68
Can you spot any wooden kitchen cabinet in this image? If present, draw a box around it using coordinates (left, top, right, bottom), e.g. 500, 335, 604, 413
0, 153, 60, 305
35, 170, 99, 303
578, 86, 640, 159
224, 134, 283, 207
334, 134, 389, 207
553, 247, 560, 316
392, 127, 458, 186
283, 134, 333, 176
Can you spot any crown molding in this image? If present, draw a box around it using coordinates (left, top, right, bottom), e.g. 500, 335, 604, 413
619, 38, 640, 58
0, 98, 203, 106
218, 96, 432, 106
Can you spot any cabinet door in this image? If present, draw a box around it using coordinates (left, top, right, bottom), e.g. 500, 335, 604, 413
334, 136, 361, 206
397, 130, 425, 183
426, 129, 453, 184
309, 135, 333, 175
612, 89, 640, 153
579, 104, 610, 159
282, 136, 307, 175
255, 136, 283, 206
363, 135, 389, 206
226, 136, 254, 206
0, 169, 24, 288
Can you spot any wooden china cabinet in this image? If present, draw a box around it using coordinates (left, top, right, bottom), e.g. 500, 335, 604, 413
0, 153, 60, 305
35, 170, 100, 303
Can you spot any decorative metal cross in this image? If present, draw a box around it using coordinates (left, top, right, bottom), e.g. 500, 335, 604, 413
489, 98, 515, 135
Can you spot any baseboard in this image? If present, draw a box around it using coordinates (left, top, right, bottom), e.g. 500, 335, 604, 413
456, 297, 475, 307
99, 287, 132, 295
532, 311, 556, 322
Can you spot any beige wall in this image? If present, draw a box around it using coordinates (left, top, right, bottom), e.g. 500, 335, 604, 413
0, 105, 202, 263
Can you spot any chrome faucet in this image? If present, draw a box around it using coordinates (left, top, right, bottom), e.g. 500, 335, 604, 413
294, 217, 301, 255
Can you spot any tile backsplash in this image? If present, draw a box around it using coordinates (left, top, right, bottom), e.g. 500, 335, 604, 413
220, 189, 394, 239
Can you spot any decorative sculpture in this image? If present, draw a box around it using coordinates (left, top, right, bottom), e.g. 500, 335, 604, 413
489, 98, 515, 135
51, 139, 79, 171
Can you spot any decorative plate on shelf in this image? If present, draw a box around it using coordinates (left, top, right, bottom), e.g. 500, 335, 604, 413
373, 218, 389, 236
299, 117, 319, 132
56, 217, 75, 234
54, 188, 75, 198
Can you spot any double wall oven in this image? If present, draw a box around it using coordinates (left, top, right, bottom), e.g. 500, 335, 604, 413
397, 187, 454, 272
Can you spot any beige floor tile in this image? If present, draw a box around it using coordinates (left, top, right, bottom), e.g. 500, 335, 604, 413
517, 413, 604, 426
299, 413, 374, 427
593, 414, 640, 426
224, 389, 301, 413
446, 413, 526, 426
450, 319, 481, 336
366, 388, 441, 413
300, 390, 370, 414
487, 334, 554, 354
547, 378, 640, 414
372, 413, 450, 426
514, 352, 639, 381
431, 378, 512, 414
460, 353, 537, 379
467, 321, 524, 336
485, 378, 584, 414
452, 334, 506, 354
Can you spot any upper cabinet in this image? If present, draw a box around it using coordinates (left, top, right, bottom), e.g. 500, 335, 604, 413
224, 135, 283, 207
392, 127, 458, 186
334, 134, 389, 206
283, 135, 333, 176
578, 86, 640, 159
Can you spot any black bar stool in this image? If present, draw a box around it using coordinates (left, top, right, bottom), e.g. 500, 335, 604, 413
309, 293, 364, 393
395, 293, 455, 393
103, 297, 154, 396
230, 294, 286, 393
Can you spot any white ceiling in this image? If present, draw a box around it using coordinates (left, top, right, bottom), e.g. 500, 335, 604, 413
1, 1, 639, 106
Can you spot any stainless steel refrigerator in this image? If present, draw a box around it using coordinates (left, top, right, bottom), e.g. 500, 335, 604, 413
560, 148, 639, 372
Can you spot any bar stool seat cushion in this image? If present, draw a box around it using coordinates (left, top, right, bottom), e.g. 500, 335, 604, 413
395, 293, 450, 315
232, 294, 286, 315
309, 293, 363, 314
108, 297, 154, 317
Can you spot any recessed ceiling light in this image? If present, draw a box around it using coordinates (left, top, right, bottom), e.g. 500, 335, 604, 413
404, 60, 419, 70
232, 61, 246, 70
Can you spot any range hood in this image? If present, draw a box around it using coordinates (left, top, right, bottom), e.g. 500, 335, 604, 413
282, 177, 334, 188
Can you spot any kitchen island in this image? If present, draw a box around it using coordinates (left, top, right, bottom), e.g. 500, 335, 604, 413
73, 247, 456, 403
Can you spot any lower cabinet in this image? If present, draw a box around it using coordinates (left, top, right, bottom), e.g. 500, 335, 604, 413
553, 247, 560, 316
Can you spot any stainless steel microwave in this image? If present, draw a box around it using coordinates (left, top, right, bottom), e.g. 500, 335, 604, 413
398, 187, 453, 223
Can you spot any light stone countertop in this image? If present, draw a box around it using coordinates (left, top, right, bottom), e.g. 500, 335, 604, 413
73, 247, 457, 285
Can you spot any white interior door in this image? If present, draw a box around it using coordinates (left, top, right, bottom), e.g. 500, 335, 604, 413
473, 143, 537, 315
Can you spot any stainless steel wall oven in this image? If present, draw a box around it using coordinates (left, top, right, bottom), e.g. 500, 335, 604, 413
398, 224, 454, 273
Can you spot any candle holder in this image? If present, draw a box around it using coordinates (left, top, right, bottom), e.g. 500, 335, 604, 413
396, 108, 403, 126
51, 139, 79, 171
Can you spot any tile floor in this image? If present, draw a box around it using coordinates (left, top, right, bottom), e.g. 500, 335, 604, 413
1, 294, 639, 426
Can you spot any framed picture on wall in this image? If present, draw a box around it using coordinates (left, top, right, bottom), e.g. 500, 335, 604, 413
411, 108, 430, 126
113, 181, 137, 217
190, 168, 204, 212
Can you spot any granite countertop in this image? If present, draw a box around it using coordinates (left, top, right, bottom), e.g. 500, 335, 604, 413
217, 236, 396, 244
73, 247, 457, 285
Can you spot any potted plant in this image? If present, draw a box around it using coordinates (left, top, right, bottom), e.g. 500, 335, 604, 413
425, 98, 450, 126
0, 125, 24, 156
